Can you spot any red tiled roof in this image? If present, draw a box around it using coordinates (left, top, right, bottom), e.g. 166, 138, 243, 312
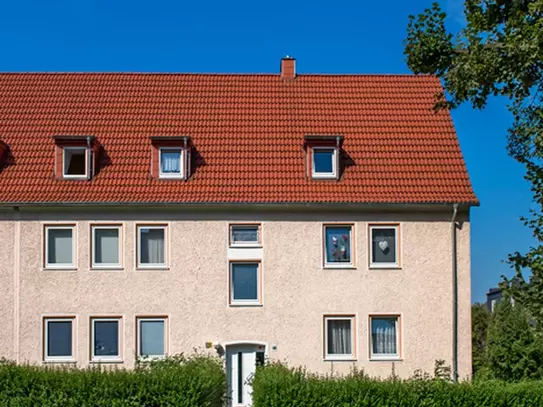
0, 72, 477, 205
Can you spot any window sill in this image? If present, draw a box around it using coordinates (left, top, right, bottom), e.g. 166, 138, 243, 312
43, 359, 76, 364
324, 357, 357, 362
323, 264, 356, 270
229, 244, 263, 249
90, 359, 123, 364
136, 267, 170, 271
43, 267, 77, 272
369, 264, 402, 270
229, 303, 263, 308
89, 267, 124, 272
370, 357, 402, 362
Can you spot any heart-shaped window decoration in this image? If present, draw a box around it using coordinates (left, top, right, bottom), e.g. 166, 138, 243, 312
378, 240, 389, 252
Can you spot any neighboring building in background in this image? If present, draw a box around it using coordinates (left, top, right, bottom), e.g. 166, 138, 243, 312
0, 58, 478, 406
486, 287, 503, 313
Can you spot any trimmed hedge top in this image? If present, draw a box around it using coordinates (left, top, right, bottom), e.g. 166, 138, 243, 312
0, 355, 225, 407
251, 363, 543, 407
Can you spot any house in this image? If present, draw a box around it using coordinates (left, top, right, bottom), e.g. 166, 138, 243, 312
486, 287, 503, 313
0, 58, 477, 404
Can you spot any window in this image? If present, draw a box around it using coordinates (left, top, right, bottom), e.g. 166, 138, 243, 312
229, 262, 261, 306
369, 225, 399, 268
63, 147, 87, 178
91, 318, 121, 362
312, 147, 337, 178
324, 225, 353, 267
324, 315, 355, 360
370, 316, 400, 360
44, 318, 74, 362
230, 224, 261, 247
159, 147, 183, 178
137, 317, 167, 359
45, 225, 75, 269
91, 225, 121, 268
137, 225, 166, 268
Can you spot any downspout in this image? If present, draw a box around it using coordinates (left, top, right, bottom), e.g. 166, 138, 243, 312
451, 203, 459, 382
13, 206, 20, 363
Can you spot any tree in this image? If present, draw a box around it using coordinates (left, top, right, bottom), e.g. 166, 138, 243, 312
471, 303, 490, 376
485, 298, 543, 380
404, 1, 543, 328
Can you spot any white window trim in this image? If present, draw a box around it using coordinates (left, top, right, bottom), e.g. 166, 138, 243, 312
229, 224, 261, 248
136, 225, 168, 269
369, 315, 401, 361
44, 225, 76, 269
323, 224, 354, 268
62, 146, 88, 179
229, 262, 262, 306
312, 146, 337, 179
91, 225, 122, 269
44, 318, 75, 362
91, 317, 122, 362
158, 147, 184, 179
369, 225, 400, 269
137, 317, 167, 359
324, 315, 356, 361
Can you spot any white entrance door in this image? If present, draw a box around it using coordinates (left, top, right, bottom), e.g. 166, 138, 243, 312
226, 344, 265, 407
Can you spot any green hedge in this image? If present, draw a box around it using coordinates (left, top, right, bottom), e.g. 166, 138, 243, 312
252, 363, 543, 407
0, 355, 225, 407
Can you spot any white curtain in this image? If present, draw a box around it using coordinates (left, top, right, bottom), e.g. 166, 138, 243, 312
328, 320, 352, 355
161, 151, 181, 173
372, 320, 397, 355
140, 229, 165, 264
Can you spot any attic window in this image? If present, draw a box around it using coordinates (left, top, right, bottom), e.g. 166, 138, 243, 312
159, 147, 184, 179
312, 147, 337, 178
63, 147, 87, 178
150, 136, 192, 181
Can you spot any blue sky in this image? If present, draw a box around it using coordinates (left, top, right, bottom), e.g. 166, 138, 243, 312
0, 0, 533, 302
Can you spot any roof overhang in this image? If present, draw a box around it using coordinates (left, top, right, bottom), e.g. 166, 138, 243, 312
304, 135, 344, 148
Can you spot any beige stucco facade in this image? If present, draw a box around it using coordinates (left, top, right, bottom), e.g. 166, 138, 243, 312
0, 205, 471, 379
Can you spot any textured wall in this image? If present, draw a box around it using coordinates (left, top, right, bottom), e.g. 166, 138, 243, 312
0, 207, 471, 379
0, 217, 14, 361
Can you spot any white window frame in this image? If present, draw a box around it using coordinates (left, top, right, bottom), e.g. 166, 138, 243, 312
91, 225, 122, 269
229, 224, 261, 248
229, 261, 262, 306
369, 224, 400, 269
323, 224, 354, 268
159, 147, 184, 179
44, 225, 76, 269
324, 315, 356, 361
136, 225, 168, 269
91, 317, 122, 362
312, 147, 337, 179
137, 317, 167, 359
369, 315, 401, 361
44, 317, 75, 362
62, 146, 88, 179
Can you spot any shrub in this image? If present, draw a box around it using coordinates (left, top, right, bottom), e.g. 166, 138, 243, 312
252, 362, 543, 407
0, 354, 225, 407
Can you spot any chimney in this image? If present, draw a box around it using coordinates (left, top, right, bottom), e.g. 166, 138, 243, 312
280, 56, 296, 80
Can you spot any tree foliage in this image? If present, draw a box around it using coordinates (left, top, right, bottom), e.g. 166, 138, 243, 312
472, 303, 491, 376
405, 1, 543, 328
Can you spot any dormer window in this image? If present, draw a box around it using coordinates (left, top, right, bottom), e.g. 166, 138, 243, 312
53, 135, 97, 180
150, 136, 192, 181
312, 147, 337, 179
63, 147, 87, 178
159, 147, 183, 179
304, 135, 344, 181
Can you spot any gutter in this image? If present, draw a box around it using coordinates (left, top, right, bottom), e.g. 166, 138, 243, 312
451, 203, 459, 382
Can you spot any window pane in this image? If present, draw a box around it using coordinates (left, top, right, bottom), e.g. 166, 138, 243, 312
372, 228, 396, 264
140, 320, 165, 357
47, 228, 73, 265
64, 149, 86, 176
313, 149, 334, 173
94, 320, 119, 357
94, 228, 119, 265
140, 228, 165, 265
161, 150, 181, 174
232, 263, 258, 301
325, 226, 351, 263
327, 319, 352, 355
371, 318, 398, 355
231, 226, 259, 244
47, 320, 72, 357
